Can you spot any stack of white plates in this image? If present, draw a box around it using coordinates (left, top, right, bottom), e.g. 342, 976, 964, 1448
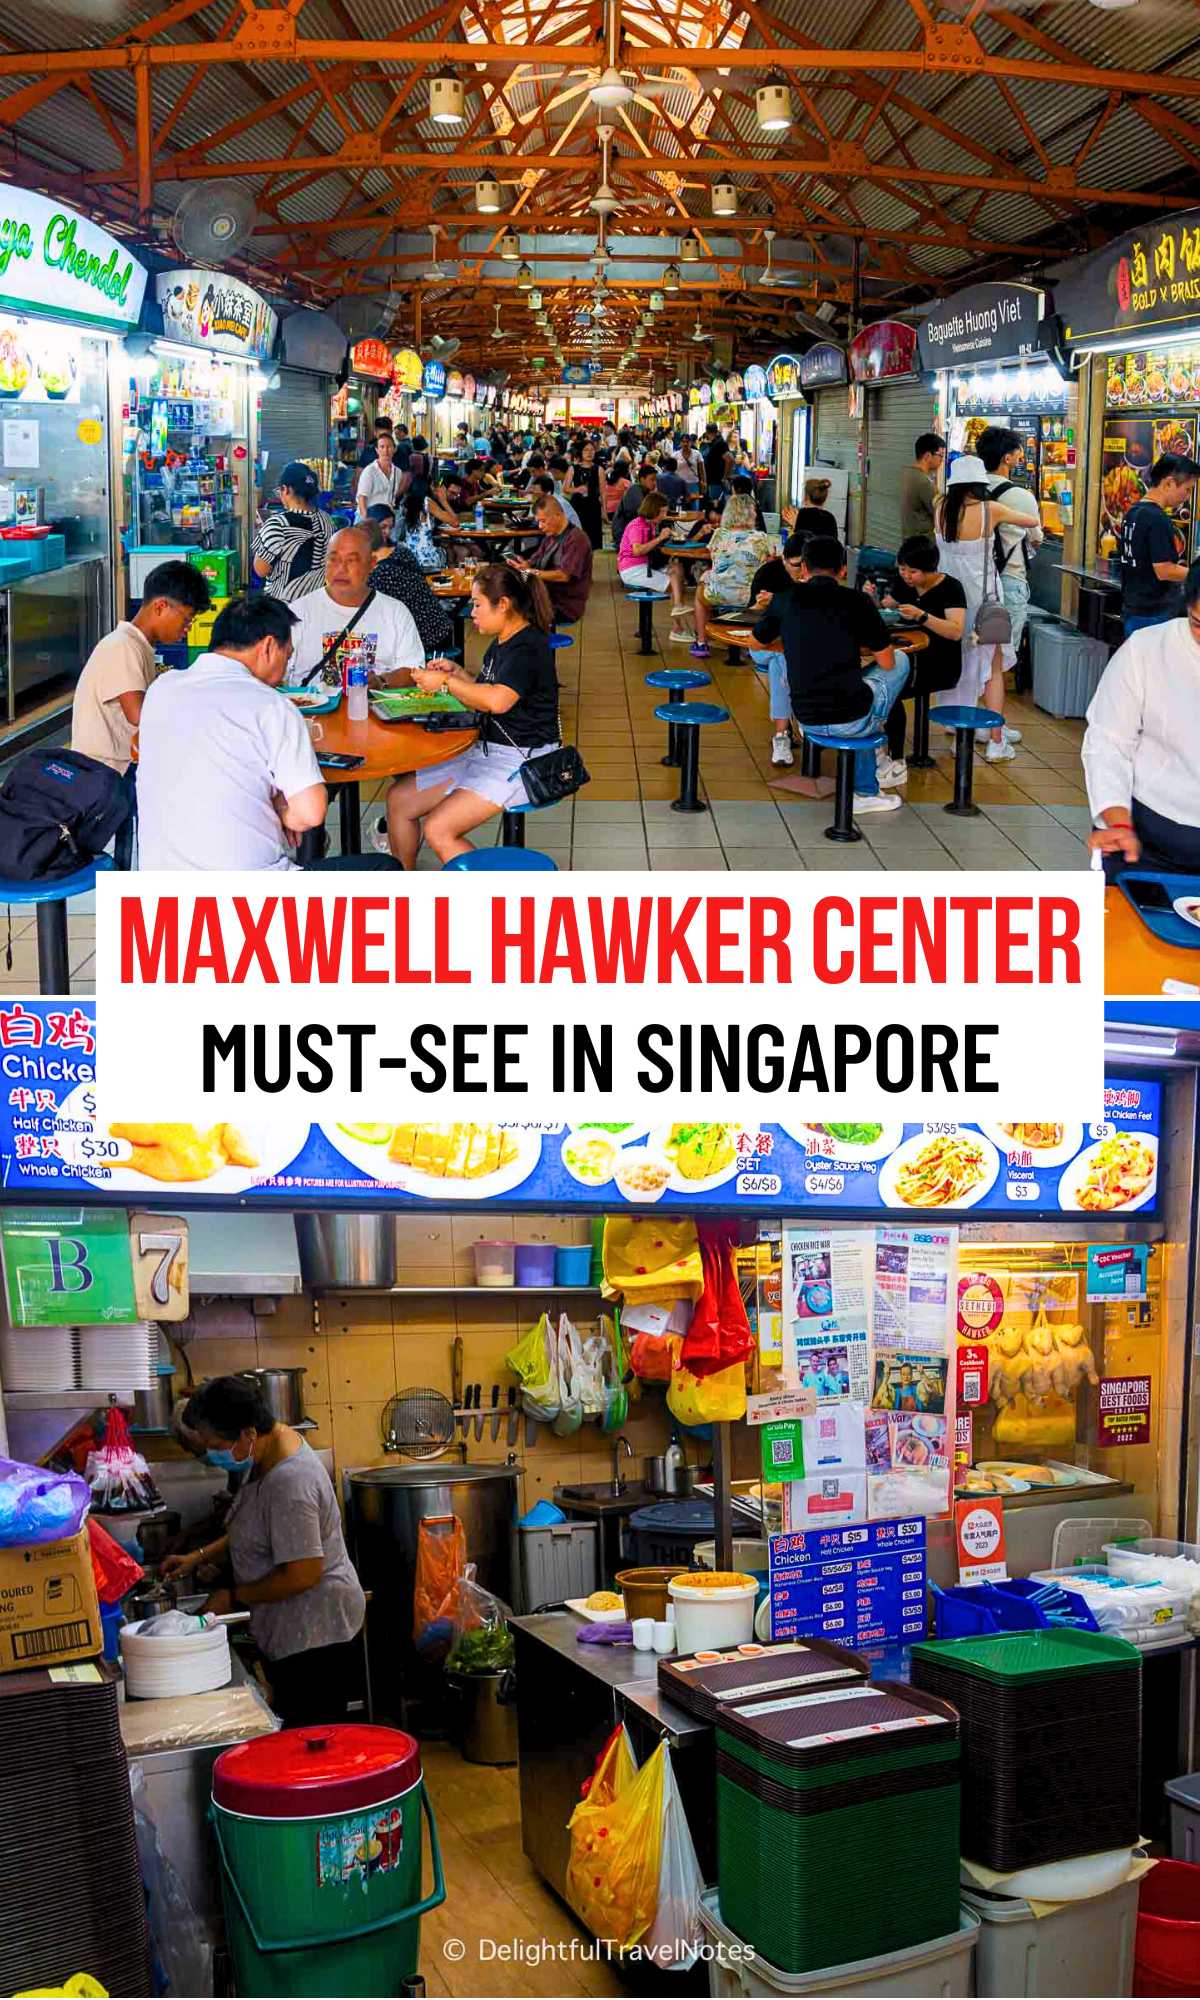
77, 1321, 158, 1393
0, 1323, 78, 1391
119, 1615, 232, 1698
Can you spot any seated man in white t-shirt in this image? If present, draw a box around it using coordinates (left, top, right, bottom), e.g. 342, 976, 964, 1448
286, 527, 426, 689
136, 595, 329, 872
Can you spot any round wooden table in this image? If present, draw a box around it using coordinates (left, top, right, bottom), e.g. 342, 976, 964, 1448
304, 698, 476, 860
1104, 880, 1200, 995
430, 569, 473, 653
441, 523, 540, 550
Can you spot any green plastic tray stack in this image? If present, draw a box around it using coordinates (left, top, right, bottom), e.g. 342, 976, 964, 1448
715, 1680, 962, 1975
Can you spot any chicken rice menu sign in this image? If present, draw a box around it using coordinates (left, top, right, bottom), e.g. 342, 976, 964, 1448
155, 269, 277, 361
1058, 207, 1200, 350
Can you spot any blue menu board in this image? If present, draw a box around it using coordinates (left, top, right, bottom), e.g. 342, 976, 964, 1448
768, 1519, 928, 1647
0, 1000, 1163, 1218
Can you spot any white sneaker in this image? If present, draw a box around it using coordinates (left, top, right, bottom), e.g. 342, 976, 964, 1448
852, 790, 902, 815
771, 730, 794, 767
670, 626, 695, 642
985, 738, 1016, 763
877, 758, 908, 788
372, 816, 392, 854
1004, 725, 1022, 744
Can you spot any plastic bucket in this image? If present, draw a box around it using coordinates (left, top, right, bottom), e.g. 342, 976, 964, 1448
211, 1736, 444, 1999
617, 1565, 686, 1621
515, 1243, 556, 1286
698, 1889, 978, 1997
963, 1878, 1138, 1997
472, 1240, 514, 1287
1134, 1860, 1200, 1997
669, 1573, 758, 1653
1168, 1774, 1200, 1864
554, 1244, 593, 1287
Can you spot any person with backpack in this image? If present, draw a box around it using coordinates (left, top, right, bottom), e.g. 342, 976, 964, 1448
978, 423, 1043, 679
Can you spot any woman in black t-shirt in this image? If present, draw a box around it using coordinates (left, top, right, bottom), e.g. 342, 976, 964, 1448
383, 564, 562, 866
877, 535, 967, 769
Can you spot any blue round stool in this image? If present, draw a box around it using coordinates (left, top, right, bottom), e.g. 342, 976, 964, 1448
646, 667, 712, 768
653, 701, 729, 814
930, 705, 1004, 816
624, 589, 663, 656
548, 632, 574, 651
443, 848, 558, 872
0, 854, 114, 991
800, 728, 888, 842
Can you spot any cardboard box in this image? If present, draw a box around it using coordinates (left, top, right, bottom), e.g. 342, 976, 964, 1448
0, 1529, 102, 1673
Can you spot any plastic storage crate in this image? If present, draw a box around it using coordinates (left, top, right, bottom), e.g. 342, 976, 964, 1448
1168, 1774, 1200, 1864
698, 1891, 978, 1998
629, 1499, 717, 1567
963, 1879, 1139, 1997
1031, 621, 1110, 718
517, 1519, 597, 1612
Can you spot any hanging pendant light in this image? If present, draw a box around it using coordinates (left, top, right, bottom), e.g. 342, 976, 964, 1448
497, 230, 521, 260
713, 181, 738, 216
663, 263, 680, 291
516, 260, 534, 289
649, 290, 664, 312
756, 81, 792, 132
528, 288, 543, 311
475, 176, 502, 213
429, 72, 465, 124
679, 232, 701, 262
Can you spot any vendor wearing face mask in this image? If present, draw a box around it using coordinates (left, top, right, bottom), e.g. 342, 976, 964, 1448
163, 1374, 365, 1727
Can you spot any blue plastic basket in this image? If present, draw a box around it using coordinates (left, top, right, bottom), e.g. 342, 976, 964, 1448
931, 1577, 1099, 1640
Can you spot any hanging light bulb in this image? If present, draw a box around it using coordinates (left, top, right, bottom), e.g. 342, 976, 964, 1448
475, 176, 502, 213
679, 232, 701, 262
649, 291, 664, 312
756, 81, 792, 132
497, 230, 520, 260
713, 181, 738, 216
663, 263, 680, 291
516, 260, 534, 289
528, 288, 542, 311
429, 72, 465, 124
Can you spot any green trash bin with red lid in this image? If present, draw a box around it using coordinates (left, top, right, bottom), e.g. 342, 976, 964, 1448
211, 1724, 445, 1997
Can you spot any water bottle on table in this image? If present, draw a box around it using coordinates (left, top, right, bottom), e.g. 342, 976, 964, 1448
347, 660, 368, 722
475, 500, 485, 530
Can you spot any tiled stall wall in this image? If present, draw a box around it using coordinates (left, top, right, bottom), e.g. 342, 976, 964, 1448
165, 1212, 673, 1503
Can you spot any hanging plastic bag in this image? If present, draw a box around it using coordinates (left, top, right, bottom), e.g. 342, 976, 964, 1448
505, 1312, 560, 1423
629, 1332, 676, 1383
84, 1409, 162, 1515
551, 1313, 584, 1436
86, 1517, 144, 1605
413, 1514, 466, 1654
567, 1728, 665, 1951
445, 1572, 515, 1675
602, 1218, 703, 1306
575, 1328, 607, 1418
642, 1744, 704, 1968
681, 1222, 754, 1379
668, 1355, 747, 1428
0, 1455, 90, 1548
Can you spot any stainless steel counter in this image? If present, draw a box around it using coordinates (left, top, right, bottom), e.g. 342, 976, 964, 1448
3, 555, 107, 725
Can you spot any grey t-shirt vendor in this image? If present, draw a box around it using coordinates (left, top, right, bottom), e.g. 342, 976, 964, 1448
226, 1443, 365, 1661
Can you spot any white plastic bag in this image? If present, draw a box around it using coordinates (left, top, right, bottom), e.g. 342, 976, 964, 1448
576, 1330, 607, 1418
641, 1743, 704, 1968
552, 1313, 584, 1436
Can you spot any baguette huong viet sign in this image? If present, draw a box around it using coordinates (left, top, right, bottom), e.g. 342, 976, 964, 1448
917, 283, 1045, 371
0, 190, 146, 329
1058, 208, 1200, 350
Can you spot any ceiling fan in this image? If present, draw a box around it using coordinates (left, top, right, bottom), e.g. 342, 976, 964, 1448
422, 223, 449, 283
506, 0, 700, 117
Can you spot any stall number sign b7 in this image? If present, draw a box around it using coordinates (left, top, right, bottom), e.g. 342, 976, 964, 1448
0, 1207, 136, 1324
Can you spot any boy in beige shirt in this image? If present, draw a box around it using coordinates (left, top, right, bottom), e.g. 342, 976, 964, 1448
71, 560, 211, 773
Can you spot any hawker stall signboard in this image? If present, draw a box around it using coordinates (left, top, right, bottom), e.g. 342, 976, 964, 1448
849, 321, 920, 383
0, 1004, 1162, 1219
156, 270, 277, 360
1058, 207, 1200, 350
0, 190, 147, 330
764, 352, 801, 398
917, 283, 1045, 371
799, 343, 847, 389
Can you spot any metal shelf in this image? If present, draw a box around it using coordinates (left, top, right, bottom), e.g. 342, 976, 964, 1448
317, 1283, 603, 1297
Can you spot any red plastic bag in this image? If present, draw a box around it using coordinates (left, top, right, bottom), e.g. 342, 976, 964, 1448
87, 1517, 144, 1605
413, 1514, 466, 1654
629, 1332, 676, 1383
681, 1223, 753, 1379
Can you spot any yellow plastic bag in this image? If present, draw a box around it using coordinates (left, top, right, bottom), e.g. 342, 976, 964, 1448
602, 1218, 703, 1306
505, 1313, 559, 1420
668, 1355, 747, 1427
567, 1730, 665, 1952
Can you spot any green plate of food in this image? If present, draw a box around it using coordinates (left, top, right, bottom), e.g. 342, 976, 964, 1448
370, 688, 471, 720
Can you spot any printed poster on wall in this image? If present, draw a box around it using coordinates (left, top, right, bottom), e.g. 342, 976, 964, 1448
867, 1226, 956, 1522
1097, 1374, 1152, 1447
1087, 1244, 1149, 1302
784, 1224, 871, 1402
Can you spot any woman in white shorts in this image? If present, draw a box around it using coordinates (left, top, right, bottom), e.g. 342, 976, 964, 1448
383, 563, 561, 866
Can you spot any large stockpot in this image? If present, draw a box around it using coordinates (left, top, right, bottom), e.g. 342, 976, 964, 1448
241, 1367, 308, 1426
348, 1463, 521, 1721
296, 1212, 396, 1289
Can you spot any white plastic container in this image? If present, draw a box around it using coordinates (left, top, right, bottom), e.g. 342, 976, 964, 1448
1167, 1772, 1200, 1863
119, 1615, 232, 1699
1102, 1537, 1200, 1605
698, 1891, 978, 1998
668, 1572, 757, 1653
962, 1877, 1138, 1997
472, 1239, 515, 1287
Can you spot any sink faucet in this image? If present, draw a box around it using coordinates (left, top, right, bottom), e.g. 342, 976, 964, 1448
610, 1434, 634, 1497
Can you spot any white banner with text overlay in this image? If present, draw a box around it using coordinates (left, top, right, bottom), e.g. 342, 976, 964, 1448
93, 871, 1104, 1124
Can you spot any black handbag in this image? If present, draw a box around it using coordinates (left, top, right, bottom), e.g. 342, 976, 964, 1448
518, 742, 590, 806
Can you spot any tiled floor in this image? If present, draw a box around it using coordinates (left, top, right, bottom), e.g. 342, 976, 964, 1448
0, 551, 1091, 995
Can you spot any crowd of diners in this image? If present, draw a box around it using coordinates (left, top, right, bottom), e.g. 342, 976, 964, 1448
68, 409, 1200, 872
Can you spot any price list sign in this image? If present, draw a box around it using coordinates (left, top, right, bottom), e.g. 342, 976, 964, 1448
768, 1518, 927, 1647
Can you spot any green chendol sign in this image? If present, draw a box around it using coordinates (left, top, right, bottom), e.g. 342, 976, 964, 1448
0, 190, 147, 328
